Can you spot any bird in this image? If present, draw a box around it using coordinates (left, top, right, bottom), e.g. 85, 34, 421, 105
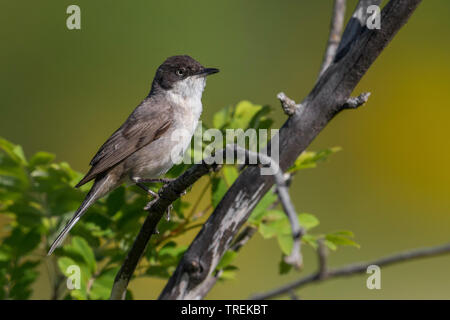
48, 55, 219, 255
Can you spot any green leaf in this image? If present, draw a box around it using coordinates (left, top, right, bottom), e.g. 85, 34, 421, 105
0, 247, 11, 261
57, 256, 91, 300
325, 231, 360, 249
70, 237, 97, 273
277, 234, 293, 255
287, 147, 341, 173
28, 151, 55, 169
279, 257, 293, 275
298, 213, 320, 231
249, 105, 272, 130
213, 105, 233, 129
329, 230, 354, 237
106, 186, 125, 216
229, 100, 263, 130
7, 200, 43, 227
248, 190, 278, 224
258, 215, 290, 239
302, 234, 318, 249
57, 256, 77, 276
8, 261, 39, 299
217, 250, 237, 270
0, 138, 27, 165
211, 176, 227, 208
4, 227, 41, 256
219, 269, 237, 280
89, 268, 117, 300
222, 166, 239, 186
324, 239, 337, 251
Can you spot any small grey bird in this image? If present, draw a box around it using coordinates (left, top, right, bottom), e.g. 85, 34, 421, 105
48, 55, 219, 255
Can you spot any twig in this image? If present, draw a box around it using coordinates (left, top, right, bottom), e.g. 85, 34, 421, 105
160, 0, 423, 300
111, 145, 301, 300
288, 290, 300, 300
334, 0, 383, 62
251, 242, 450, 299
110, 162, 216, 300
318, 0, 347, 77
277, 92, 298, 116
190, 226, 258, 299
230, 226, 258, 252
317, 239, 328, 279
159, 145, 304, 299
343, 92, 371, 109
274, 169, 304, 268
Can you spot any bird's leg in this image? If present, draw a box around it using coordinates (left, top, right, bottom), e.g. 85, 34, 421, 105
136, 182, 159, 198
134, 179, 161, 211
143, 195, 172, 221
166, 204, 173, 221
135, 178, 180, 219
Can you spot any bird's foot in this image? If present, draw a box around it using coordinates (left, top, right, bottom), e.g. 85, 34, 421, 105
144, 194, 159, 210
143, 196, 172, 221
136, 182, 158, 197
166, 204, 173, 221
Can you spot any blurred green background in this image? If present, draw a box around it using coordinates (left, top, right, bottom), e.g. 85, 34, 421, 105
1, 0, 450, 299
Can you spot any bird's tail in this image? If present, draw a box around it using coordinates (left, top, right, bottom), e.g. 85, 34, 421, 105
47, 176, 110, 255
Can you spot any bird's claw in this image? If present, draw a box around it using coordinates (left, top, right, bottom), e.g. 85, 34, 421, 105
166, 204, 173, 221
144, 196, 159, 210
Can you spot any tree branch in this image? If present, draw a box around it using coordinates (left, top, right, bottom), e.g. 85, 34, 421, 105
251, 242, 450, 300
277, 92, 298, 116
334, 0, 382, 62
159, 0, 422, 300
318, 0, 347, 77
111, 145, 301, 300
342, 92, 371, 109
157, 145, 303, 299
187, 225, 258, 299
110, 162, 217, 299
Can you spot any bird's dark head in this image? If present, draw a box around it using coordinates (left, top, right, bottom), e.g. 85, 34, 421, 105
150, 55, 219, 96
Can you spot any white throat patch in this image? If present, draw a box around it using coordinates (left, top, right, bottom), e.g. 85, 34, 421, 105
166, 75, 206, 120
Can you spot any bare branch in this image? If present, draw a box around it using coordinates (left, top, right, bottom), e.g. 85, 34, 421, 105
317, 239, 328, 279
318, 0, 347, 77
275, 170, 304, 268
230, 225, 258, 252
277, 92, 298, 116
251, 242, 450, 300
159, 145, 303, 299
193, 225, 258, 298
335, 0, 382, 62
110, 162, 217, 300
160, 0, 423, 300
111, 145, 301, 300
343, 92, 371, 109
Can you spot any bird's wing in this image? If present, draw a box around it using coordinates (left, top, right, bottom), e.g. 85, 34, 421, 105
75, 102, 172, 188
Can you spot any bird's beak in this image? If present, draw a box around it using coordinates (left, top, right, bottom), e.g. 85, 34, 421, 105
199, 68, 220, 77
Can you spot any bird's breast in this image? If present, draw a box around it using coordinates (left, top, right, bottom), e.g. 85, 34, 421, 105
127, 101, 201, 181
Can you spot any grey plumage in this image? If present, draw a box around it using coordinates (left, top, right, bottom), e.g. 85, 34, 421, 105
48, 55, 219, 255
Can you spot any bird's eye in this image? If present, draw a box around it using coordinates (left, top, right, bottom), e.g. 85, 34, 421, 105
176, 69, 184, 76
